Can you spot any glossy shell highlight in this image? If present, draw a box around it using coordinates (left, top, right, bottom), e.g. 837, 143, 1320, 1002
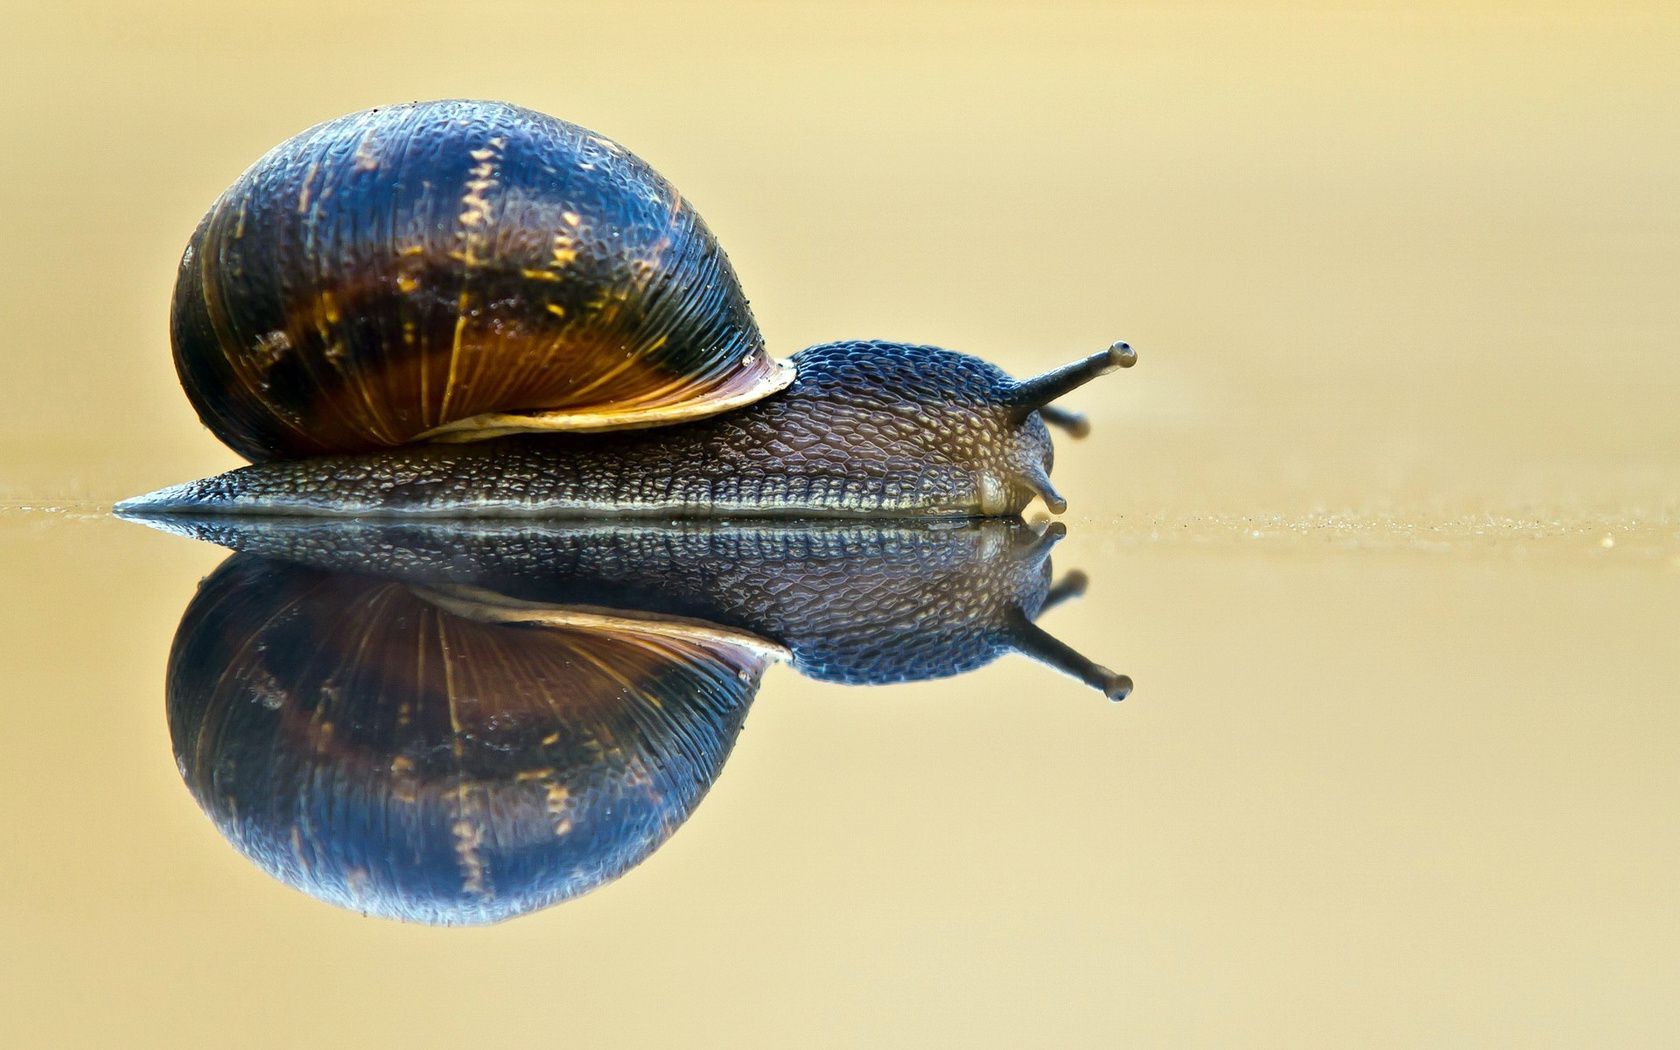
171, 99, 788, 462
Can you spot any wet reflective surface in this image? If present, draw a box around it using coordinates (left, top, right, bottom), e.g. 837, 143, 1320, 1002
5, 505, 1675, 1046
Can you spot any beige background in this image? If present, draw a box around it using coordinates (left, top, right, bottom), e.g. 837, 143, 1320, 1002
1, 2, 1676, 1047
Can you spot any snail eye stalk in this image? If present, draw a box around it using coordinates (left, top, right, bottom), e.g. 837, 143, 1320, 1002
1004, 608, 1132, 702
1037, 406, 1092, 438
1006, 341, 1137, 425
1041, 570, 1088, 612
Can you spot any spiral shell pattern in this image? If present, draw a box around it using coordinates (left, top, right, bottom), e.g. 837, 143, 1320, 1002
172, 99, 787, 461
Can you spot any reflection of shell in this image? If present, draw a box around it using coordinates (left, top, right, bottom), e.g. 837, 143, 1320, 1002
172, 99, 788, 462
167, 554, 771, 925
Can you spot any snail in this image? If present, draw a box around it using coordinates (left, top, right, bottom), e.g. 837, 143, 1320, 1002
117, 99, 1135, 520
160, 518, 1126, 923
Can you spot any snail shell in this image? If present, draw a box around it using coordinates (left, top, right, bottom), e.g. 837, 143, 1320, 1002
172, 99, 789, 461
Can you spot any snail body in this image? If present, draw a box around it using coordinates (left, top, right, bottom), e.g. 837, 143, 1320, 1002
121, 100, 1133, 519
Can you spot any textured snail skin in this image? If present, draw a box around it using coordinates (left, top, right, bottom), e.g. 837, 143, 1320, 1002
121, 341, 1059, 518
147, 518, 1069, 685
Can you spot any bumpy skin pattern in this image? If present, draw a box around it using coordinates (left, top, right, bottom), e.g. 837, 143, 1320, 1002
122, 342, 1059, 519
139, 519, 1062, 686
172, 99, 778, 460
168, 554, 761, 925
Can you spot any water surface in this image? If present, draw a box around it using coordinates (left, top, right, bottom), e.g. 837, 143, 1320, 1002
2, 502, 1674, 1046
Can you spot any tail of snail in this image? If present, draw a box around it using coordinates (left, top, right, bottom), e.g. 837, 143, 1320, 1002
117, 99, 1136, 520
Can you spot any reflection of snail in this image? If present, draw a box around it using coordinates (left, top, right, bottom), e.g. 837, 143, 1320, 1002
170, 553, 770, 926
119, 99, 1134, 519
161, 519, 1125, 924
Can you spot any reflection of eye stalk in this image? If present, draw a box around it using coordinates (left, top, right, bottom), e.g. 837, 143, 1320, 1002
147, 518, 1127, 924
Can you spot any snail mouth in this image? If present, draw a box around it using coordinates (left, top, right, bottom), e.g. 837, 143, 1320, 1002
415, 359, 796, 443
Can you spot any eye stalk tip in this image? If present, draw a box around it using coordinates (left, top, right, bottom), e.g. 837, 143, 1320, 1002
1007, 342, 1136, 420
1103, 673, 1134, 702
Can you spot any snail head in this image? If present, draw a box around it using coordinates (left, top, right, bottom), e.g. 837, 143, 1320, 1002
993, 341, 1138, 514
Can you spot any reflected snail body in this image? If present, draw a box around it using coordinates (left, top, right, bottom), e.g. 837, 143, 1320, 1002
160, 519, 1127, 924
121, 99, 1135, 520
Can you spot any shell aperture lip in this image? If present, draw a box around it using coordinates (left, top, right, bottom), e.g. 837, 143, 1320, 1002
414, 356, 797, 442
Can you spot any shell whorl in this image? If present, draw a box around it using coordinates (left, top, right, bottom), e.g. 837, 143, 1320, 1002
172, 99, 788, 462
